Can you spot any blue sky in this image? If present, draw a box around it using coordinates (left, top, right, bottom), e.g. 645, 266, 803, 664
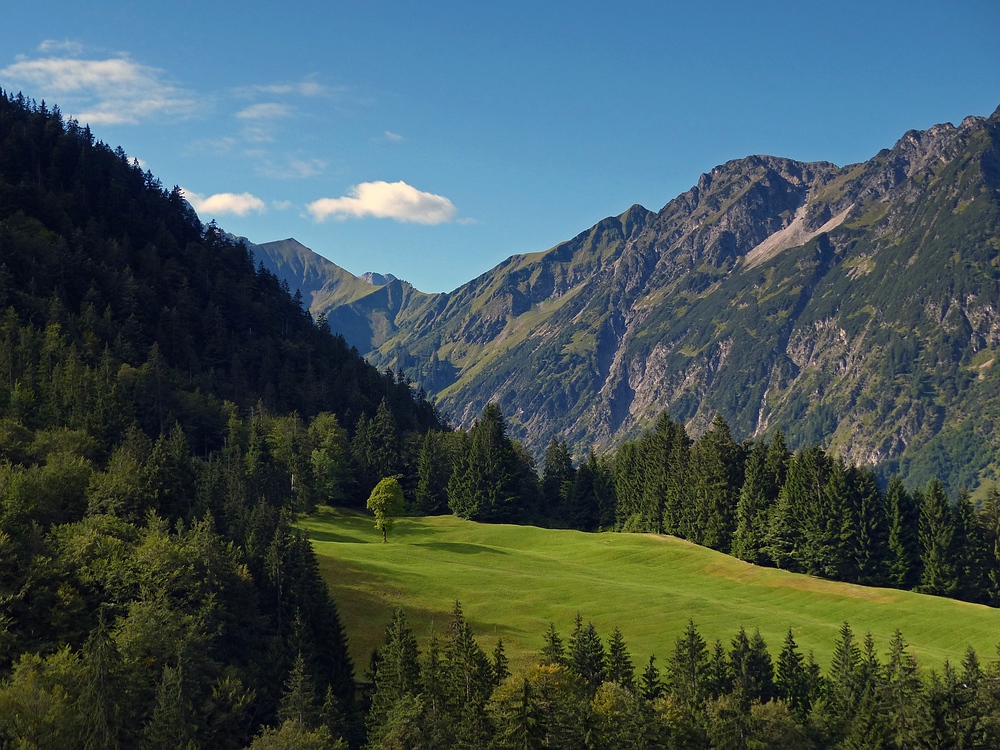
3, 1, 999, 292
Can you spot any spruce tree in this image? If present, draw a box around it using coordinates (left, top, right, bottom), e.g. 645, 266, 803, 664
880, 629, 924, 748
368, 610, 420, 735
414, 430, 449, 515
666, 620, 709, 708
640, 655, 662, 702
732, 440, 771, 564
775, 629, 810, 718
569, 620, 606, 691
886, 475, 920, 589
690, 414, 743, 552
541, 437, 574, 519
918, 479, 959, 596
605, 626, 635, 689
852, 466, 889, 587
540, 622, 567, 667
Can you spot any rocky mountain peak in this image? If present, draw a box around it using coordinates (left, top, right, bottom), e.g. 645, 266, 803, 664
360, 272, 399, 286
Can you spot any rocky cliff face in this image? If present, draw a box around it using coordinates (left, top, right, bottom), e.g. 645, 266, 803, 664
265, 106, 1000, 493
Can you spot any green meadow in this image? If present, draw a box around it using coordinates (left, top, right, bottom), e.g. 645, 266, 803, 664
303, 509, 1000, 677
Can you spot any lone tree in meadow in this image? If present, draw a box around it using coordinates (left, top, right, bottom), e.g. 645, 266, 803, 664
367, 476, 405, 542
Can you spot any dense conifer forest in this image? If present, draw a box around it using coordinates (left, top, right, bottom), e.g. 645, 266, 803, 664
362, 604, 1000, 749
3, 89, 1000, 748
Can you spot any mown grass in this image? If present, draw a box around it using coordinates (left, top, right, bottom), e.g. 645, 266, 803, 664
303, 509, 1000, 677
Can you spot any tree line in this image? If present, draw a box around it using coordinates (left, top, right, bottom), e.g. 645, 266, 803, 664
363, 605, 1000, 749
383, 405, 1000, 608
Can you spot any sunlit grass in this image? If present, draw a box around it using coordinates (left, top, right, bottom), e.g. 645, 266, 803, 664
303, 508, 1000, 677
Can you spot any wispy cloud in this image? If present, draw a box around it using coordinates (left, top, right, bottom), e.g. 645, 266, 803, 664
236, 102, 293, 120
252, 155, 327, 180
38, 39, 83, 55
307, 181, 457, 224
255, 81, 331, 97
384, 130, 405, 142
181, 188, 267, 217
0, 52, 196, 125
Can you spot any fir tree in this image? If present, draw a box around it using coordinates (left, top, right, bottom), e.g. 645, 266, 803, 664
640, 655, 662, 702
666, 620, 709, 708
918, 479, 959, 596
540, 622, 567, 667
605, 626, 635, 689
775, 629, 810, 718
886, 475, 920, 589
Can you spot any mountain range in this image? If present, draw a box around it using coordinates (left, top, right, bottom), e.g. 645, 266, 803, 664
251, 105, 1000, 495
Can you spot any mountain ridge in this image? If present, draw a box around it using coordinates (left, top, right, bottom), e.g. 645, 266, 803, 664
261, 105, 1000, 493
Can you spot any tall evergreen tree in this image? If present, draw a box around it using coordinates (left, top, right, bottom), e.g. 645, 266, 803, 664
447, 403, 523, 523
885, 475, 921, 589
775, 629, 810, 718
605, 626, 635, 690
367, 610, 420, 736
732, 440, 772, 564
666, 620, 709, 709
541, 437, 574, 520
414, 430, 451, 515
918, 479, 959, 596
690, 414, 743, 552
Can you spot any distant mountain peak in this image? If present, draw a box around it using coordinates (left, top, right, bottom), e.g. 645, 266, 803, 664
360, 272, 400, 286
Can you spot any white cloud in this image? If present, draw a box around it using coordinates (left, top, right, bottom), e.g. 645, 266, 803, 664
236, 102, 292, 120
181, 188, 266, 217
0, 55, 196, 125
307, 181, 457, 224
385, 130, 405, 142
272, 200, 294, 211
38, 39, 84, 55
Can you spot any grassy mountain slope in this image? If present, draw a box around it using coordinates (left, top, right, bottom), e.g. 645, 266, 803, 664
303, 509, 1000, 675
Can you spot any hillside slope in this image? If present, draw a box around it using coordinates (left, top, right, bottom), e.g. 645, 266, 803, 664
304, 510, 1000, 674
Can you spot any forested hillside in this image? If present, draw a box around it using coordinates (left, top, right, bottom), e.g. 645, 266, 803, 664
0, 90, 446, 748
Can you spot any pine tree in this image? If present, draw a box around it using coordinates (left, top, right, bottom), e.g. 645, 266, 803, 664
732, 440, 772, 564
880, 629, 924, 747
569, 620, 606, 691
541, 437, 574, 519
640, 655, 662, 702
666, 620, 709, 708
886, 475, 920, 589
605, 626, 635, 689
540, 622, 567, 667
775, 629, 810, 718
368, 610, 420, 735
918, 479, 959, 596
690, 414, 743, 552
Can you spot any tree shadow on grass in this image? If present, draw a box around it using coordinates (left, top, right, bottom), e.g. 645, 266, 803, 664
314, 556, 524, 677
413, 542, 507, 556
305, 529, 370, 544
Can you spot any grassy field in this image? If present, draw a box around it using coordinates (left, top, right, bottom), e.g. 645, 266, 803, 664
302, 509, 1000, 677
